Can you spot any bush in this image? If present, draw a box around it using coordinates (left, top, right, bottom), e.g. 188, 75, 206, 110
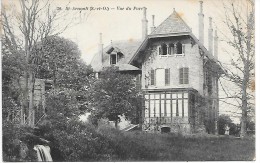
38, 88, 115, 161
2, 121, 38, 161
38, 120, 115, 161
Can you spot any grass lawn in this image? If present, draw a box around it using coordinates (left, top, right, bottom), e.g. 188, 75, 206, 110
119, 131, 255, 161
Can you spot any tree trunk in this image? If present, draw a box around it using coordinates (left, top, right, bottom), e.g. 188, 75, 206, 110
28, 71, 35, 127
115, 120, 118, 129
240, 69, 249, 138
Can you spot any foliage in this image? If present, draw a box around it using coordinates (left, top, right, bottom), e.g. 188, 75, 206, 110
2, 0, 90, 126
246, 120, 255, 131
2, 39, 24, 111
88, 67, 142, 128
37, 88, 114, 161
217, 114, 240, 136
32, 36, 93, 90
37, 120, 115, 161
2, 0, 94, 161
2, 121, 38, 162
218, 114, 232, 135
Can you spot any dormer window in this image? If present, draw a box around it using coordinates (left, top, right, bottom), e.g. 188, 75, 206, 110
107, 46, 124, 65
110, 54, 117, 65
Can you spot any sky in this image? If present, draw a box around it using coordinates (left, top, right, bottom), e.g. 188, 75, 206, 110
57, 0, 231, 64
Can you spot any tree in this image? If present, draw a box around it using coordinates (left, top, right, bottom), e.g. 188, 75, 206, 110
2, 0, 89, 127
89, 67, 142, 129
220, 0, 255, 138
32, 36, 93, 90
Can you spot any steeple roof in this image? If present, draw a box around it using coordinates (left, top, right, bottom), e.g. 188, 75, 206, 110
150, 10, 191, 36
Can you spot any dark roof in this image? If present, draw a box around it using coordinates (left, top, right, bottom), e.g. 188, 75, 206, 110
91, 40, 142, 72
150, 10, 191, 36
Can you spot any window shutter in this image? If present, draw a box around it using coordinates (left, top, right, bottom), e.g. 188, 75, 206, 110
184, 68, 189, 84
154, 69, 156, 85
182, 44, 185, 54
136, 74, 141, 90
165, 68, 170, 85
151, 69, 155, 85
179, 68, 183, 84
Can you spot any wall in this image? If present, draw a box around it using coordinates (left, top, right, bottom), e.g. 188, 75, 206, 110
141, 36, 204, 95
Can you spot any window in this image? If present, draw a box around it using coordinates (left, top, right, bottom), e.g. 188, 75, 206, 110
158, 43, 167, 55
144, 92, 189, 119
150, 68, 170, 86
158, 43, 185, 56
176, 42, 183, 54
179, 67, 189, 84
110, 54, 117, 65
156, 68, 165, 86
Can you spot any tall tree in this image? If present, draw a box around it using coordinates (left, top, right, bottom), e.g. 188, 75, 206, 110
32, 36, 93, 90
2, 0, 88, 126
89, 67, 142, 129
221, 0, 254, 138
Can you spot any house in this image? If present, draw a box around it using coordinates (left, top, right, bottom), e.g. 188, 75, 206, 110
91, 1, 224, 134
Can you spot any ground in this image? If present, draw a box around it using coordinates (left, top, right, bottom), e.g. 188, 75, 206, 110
118, 131, 255, 161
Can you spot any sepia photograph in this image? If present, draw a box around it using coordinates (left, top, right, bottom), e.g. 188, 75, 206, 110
1, 0, 256, 161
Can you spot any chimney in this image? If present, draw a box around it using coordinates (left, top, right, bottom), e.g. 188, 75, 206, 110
142, 7, 148, 40
150, 15, 156, 33
214, 30, 218, 60
208, 17, 213, 55
198, 1, 204, 44
99, 33, 103, 65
